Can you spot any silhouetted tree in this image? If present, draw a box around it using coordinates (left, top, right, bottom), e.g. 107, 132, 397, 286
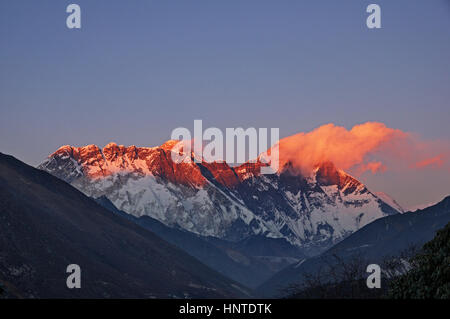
388, 222, 450, 299
285, 247, 419, 299
285, 253, 387, 298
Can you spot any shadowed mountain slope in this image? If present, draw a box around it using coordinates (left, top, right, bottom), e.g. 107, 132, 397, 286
0, 153, 250, 298
95, 195, 304, 288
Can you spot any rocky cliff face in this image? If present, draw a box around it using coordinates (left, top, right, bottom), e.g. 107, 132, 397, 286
39, 141, 401, 254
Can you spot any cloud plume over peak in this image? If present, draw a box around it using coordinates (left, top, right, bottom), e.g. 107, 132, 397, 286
276, 122, 448, 176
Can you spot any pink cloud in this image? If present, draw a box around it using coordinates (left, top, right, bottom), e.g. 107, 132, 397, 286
274, 122, 449, 176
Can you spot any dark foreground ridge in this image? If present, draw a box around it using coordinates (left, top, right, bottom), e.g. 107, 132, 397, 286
0, 152, 250, 298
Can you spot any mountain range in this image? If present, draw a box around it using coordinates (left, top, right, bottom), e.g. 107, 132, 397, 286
1, 146, 448, 298
39, 141, 402, 256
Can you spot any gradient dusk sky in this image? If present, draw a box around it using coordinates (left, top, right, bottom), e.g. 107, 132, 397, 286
1, 0, 449, 209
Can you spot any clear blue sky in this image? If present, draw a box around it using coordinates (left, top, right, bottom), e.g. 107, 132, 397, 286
1, 0, 449, 208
